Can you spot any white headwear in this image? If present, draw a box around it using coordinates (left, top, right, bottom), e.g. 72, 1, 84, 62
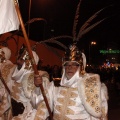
12, 51, 39, 83
60, 53, 86, 87
1, 47, 11, 60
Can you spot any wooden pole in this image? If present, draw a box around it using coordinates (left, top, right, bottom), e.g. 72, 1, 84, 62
13, 0, 52, 119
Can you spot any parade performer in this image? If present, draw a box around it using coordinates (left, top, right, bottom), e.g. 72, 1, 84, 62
11, 46, 50, 120
34, 43, 108, 120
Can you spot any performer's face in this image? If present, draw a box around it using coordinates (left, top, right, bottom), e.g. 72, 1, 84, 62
64, 61, 79, 80
17, 57, 24, 70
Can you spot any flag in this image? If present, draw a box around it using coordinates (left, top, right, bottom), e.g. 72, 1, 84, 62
0, 0, 19, 34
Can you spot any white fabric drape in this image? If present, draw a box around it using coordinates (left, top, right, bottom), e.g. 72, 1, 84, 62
0, 0, 19, 34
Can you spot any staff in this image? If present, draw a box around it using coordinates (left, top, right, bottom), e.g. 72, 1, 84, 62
13, 0, 53, 119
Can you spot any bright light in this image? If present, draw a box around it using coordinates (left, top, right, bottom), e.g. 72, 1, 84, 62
112, 57, 115, 59
91, 41, 96, 45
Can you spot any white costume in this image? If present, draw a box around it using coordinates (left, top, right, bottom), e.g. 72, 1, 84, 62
0, 47, 15, 120
34, 44, 108, 120
11, 51, 50, 120
34, 68, 108, 120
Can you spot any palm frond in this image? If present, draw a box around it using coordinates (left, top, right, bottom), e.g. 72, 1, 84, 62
40, 39, 67, 50
77, 18, 106, 40
72, 0, 82, 41
6, 18, 47, 39
24, 18, 47, 26
38, 35, 73, 49
80, 5, 112, 33
79, 9, 105, 33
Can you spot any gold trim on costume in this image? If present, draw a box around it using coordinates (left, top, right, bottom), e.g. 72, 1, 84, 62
54, 87, 78, 120
27, 73, 35, 92
84, 76, 101, 113
2, 64, 14, 83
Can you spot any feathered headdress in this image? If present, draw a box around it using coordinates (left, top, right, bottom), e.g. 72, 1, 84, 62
61, 0, 107, 74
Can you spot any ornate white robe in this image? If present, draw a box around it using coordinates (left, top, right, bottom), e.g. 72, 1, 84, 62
11, 63, 50, 120
34, 70, 108, 120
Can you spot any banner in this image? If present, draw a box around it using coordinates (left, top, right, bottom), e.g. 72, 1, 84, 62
0, 0, 19, 34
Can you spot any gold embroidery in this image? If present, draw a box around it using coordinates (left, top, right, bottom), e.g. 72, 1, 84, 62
57, 98, 65, 104
34, 102, 46, 120
56, 105, 62, 112
53, 113, 61, 120
66, 107, 74, 114
54, 87, 77, 119
0, 92, 9, 115
2, 64, 13, 83
39, 102, 46, 109
70, 91, 78, 98
27, 73, 35, 92
11, 81, 21, 100
84, 76, 101, 113
59, 89, 67, 96
67, 99, 76, 106
54, 113, 70, 120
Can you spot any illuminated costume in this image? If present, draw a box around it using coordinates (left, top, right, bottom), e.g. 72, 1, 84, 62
34, 44, 108, 120
0, 46, 15, 120
11, 48, 50, 120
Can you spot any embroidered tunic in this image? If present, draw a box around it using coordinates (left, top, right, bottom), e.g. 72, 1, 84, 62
11, 63, 50, 120
34, 71, 108, 120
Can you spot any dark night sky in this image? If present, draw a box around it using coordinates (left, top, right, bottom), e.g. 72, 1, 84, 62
18, 0, 120, 64
18, 0, 120, 41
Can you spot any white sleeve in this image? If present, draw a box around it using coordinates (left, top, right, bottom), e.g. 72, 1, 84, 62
30, 75, 51, 108
33, 81, 54, 120
101, 83, 108, 120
